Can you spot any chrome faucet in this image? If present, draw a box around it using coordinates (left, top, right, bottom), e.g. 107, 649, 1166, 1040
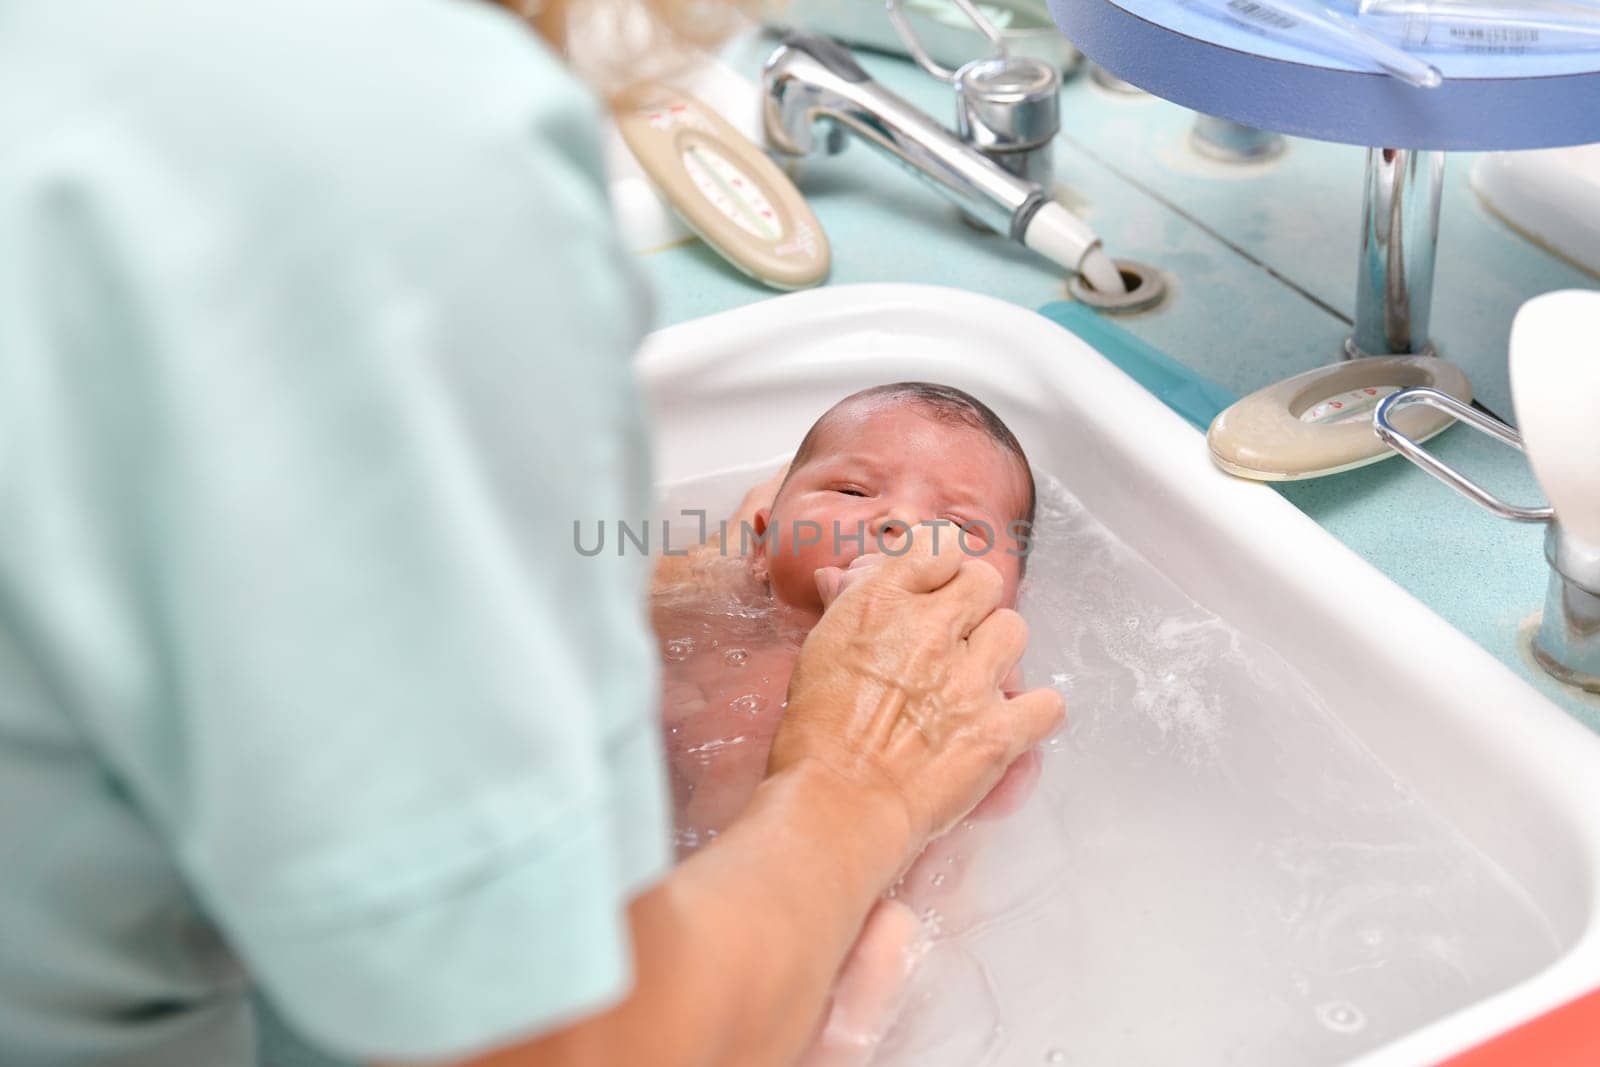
761, 33, 1127, 295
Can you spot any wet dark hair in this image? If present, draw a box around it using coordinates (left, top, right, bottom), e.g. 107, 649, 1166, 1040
787, 381, 1037, 539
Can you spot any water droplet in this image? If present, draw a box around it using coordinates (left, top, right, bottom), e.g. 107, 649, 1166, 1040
1315, 1000, 1366, 1033
1045, 1051, 1067, 1064
930, 872, 946, 887
728, 693, 767, 716
724, 647, 749, 667
685, 735, 747, 759
664, 637, 695, 662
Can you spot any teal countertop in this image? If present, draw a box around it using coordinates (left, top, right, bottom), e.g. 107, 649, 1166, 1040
642, 32, 1600, 729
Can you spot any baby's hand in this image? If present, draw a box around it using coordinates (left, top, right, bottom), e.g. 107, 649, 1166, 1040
970, 748, 1042, 820
969, 670, 1045, 820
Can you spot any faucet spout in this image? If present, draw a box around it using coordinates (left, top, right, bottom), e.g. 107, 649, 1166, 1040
761, 34, 1124, 292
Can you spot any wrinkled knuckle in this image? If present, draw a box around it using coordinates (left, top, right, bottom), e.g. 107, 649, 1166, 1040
976, 729, 1012, 766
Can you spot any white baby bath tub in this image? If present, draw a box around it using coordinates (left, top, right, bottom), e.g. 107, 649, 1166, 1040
634, 284, 1600, 1066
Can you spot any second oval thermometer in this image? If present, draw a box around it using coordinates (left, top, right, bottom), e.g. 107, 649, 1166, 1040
613, 83, 831, 290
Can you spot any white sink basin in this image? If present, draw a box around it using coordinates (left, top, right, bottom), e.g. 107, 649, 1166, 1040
1474, 146, 1600, 276
636, 284, 1600, 1066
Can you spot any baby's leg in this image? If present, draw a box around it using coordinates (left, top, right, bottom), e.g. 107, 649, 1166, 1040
797, 899, 926, 1067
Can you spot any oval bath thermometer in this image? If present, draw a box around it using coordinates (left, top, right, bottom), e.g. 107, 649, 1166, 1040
1208, 356, 1473, 480
613, 83, 831, 291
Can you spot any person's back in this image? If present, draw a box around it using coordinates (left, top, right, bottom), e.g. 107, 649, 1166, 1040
0, 3, 663, 1063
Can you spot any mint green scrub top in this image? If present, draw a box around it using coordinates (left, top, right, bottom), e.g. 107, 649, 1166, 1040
0, 1, 671, 1063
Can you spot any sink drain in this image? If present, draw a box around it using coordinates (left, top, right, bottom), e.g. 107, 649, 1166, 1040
1069, 258, 1166, 313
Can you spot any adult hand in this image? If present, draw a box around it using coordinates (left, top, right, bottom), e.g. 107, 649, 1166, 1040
768, 532, 1065, 859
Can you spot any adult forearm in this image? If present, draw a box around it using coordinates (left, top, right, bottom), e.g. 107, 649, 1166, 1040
622, 759, 912, 1064
460, 760, 912, 1067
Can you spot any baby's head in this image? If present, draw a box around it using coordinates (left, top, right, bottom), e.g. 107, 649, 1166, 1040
752, 382, 1035, 613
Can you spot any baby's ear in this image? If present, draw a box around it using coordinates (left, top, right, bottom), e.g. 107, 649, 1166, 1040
747, 508, 772, 582
752, 508, 771, 556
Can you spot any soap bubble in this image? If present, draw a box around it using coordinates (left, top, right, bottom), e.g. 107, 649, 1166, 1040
1315, 1001, 1367, 1034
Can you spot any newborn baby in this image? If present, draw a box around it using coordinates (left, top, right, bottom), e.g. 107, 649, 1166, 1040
652, 381, 1037, 845
651, 382, 1040, 1062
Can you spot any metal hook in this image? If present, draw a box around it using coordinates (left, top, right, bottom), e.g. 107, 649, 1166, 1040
884, 0, 1008, 84
1373, 387, 1554, 524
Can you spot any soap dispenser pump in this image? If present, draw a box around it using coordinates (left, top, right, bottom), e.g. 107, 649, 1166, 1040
1511, 290, 1600, 691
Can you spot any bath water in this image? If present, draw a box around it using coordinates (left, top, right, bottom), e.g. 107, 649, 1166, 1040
655, 466, 1559, 1066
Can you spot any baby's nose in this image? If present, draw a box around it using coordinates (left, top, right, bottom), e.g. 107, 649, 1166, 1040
870, 506, 920, 540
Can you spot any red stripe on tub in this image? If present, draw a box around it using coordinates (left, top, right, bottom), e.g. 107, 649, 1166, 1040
1442, 989, 1600, 1066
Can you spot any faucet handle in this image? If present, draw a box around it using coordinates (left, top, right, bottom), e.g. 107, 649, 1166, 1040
884, 0, 1060, 187
954, 57, 1060, 159
1511, 290, 1600, 555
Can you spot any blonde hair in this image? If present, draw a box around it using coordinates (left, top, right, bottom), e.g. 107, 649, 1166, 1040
504, 0, 758, 98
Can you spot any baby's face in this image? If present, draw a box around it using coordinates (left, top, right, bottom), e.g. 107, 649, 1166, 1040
755, 400, 1031, 614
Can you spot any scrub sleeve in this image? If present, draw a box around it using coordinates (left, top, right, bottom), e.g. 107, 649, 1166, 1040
0, 1, 669, 1063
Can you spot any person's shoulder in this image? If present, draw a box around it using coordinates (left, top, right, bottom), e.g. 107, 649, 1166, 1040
4, 0, 608, 227
194, 1, 606, 196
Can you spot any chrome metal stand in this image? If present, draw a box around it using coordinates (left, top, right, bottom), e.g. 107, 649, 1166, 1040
1346, 149, 1445, 360
1536, 527, 1600, 693
1189, 114, 1284, 163
1088, 63, 1146, 95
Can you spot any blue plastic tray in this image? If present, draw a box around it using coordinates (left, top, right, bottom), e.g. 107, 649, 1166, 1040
1048, 0, 1600, 148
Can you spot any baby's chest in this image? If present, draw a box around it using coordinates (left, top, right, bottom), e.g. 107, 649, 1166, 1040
661, 643, 797, 743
